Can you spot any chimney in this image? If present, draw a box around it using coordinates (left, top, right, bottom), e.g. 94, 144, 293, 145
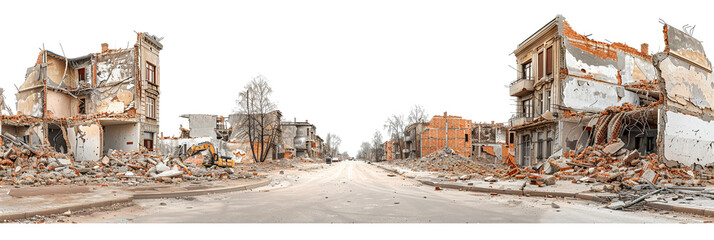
491, 120, 495, 125
640, 43, 649, 55
443, 111, 447, 117
101, 43, 109, 53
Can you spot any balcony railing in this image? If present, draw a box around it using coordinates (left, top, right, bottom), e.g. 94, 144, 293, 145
509, 77, 535, 97
509, 112, 533, 127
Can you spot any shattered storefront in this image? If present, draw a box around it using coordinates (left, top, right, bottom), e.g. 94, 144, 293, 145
510, 15, 714, 170
2, 32, 163, 162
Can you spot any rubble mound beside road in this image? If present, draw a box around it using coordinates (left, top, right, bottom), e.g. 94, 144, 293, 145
388, 147, 511, 180
0, 134, 266, 186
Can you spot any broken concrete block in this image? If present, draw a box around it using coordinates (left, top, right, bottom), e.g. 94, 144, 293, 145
484, 176, 497, 182
61, 169, 76, 178
603, 140, 625, 155
614, 148, 628, 157
101, 156, 110, 165
550, 158, 570, 170
641, 169, 657, 184
155, 163, 170, 173
606, 201, 626, 210
57, 158, 72, 166
155, 169, 182, 178
543, 161, 557, 174
623, 150, 640, 166
543, 176, 557, 186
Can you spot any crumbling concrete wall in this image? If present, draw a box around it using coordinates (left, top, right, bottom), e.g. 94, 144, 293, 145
94, 49, 136, 115
182, 114, 217, 138
103, 123, 139, 154
559, 20, 654, 112
16, 89, 43, 118
67, 122, 102, 162
562, 78, 640, 111
662, 111, 714, 167
656, 24, 714, 167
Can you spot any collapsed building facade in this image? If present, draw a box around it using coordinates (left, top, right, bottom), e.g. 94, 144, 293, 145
2, 33, 163, 162
509, 15, 714, 170
471, 121, 509, 162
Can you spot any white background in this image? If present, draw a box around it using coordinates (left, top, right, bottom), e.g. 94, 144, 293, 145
1, 0, 712, 156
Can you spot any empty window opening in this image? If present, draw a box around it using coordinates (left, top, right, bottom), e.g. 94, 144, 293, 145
78, 68, 86, 83
78, 97, 86, 115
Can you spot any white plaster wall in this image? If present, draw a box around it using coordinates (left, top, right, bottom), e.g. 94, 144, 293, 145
660, 56, 714, 112
46, 91, 72, 118
562, 77, 639, 112
67, 123, 102, 161
664, 111, 714, 167
187, 115, 217, 138
103, 123, 138, 154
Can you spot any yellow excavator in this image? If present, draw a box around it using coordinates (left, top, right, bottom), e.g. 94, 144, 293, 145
182, 142, 235, 168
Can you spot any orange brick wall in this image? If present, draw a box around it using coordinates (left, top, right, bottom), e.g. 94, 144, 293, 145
384, 140, 394, 161
420, 115, 472, 157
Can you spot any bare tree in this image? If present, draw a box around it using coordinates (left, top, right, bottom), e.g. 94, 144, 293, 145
372, 130, 384, 161
235, 75, 280, 163
384, 114, 406, 160
357, 141, 372, 160
324, 133, 342, 158
407, 104, 428, 125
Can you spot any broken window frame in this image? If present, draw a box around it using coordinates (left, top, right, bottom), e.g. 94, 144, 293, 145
536, 132, 543, 160
146, 96, 156, 119
521, 134, 531, 165
146, 62, 156, 85
78, 96, 87, 115
78, 68, 86, 83
521, 99, 532, 118
545, 89, 551, 113
522, 60, 532, 80
545, 130, 552, 159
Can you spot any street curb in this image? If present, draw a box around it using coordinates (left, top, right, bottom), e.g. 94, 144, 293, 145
420, 178, 714, 218
133, 178, 272, 199
646, 202, 714, 217
0, 196, 134, 221
0, 178, 272, 222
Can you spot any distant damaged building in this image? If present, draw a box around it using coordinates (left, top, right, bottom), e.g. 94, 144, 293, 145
509, 15, 714, 169
471, 121, 509, 162
281, 120, 320, 159
2, 33, 163, 162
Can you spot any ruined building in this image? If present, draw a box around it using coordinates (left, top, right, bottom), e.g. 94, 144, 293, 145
281, 120, 320, 159
471, 121, 509, 162
2, 33, 163, 162
404, 112, 472, 159
404, 121, 426, 158
509, 15, 714, 169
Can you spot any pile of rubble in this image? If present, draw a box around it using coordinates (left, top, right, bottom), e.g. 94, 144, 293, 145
529, 138, 714, 192
0, 134, 259, 186
389, 148, 510, 180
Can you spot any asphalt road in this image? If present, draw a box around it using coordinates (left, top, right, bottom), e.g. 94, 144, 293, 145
78, 161, 699, 223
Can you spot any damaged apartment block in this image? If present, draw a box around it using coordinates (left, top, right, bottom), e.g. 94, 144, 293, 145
509, 15, 714, 172
2, 32, 163, 162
